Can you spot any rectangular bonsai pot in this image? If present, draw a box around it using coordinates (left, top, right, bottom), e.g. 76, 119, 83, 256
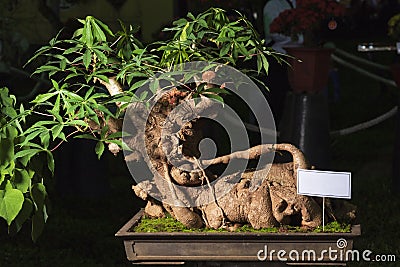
115, 209, 361, 266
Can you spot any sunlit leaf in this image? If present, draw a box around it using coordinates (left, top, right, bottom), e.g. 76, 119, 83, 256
0, 181, 24, 225
14, 149, 42, 160
83, 49, 92, 69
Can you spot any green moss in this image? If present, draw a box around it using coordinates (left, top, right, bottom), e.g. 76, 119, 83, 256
133, 215, 352, 233
313, 221, 352, 233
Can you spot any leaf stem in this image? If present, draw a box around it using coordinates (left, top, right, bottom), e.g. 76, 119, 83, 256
50, 129, 80, 152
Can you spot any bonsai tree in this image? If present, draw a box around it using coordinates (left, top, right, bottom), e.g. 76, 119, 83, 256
0, 8, 355, 240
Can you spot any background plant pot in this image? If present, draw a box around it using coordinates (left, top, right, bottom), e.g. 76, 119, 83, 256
285, 47, 334, 94
391, 63, 400, 88
279, 92, 331, 169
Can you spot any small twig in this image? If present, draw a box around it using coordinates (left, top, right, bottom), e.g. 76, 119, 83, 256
110, 36, 122, 48
32, 111, 55, 118
50, 129, 80, 152
96, 76, 125, 107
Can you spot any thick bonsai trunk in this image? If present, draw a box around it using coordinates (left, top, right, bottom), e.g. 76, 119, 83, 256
99, 78, 356, 230
126, 89, 354, 230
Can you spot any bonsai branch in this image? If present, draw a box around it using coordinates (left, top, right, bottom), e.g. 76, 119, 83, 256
95, 76, 124, 107
201, 143, 308, 173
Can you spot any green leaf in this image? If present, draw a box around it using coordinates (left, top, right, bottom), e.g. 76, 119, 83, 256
13, 169, 31, 193
187, 12, 195, 20
51, 94, 61, 114
93, 49, 108, 64
40, 131, 50, 149
22, 142, 45, 150
256, 55, 262, 74
0, 126, 17, 169
83, 49, 92, 69
62, 89, 84, 101
14, 149, 42, 160
31, 183, 47, 211
19, 104, 26, 123
260, 53, 269, 74
10, 198, 33, 234
204, 93, 224, 104
32, 65, 60, 75
172, 18, 188, 26
65, 73, 80, 81
3, 106, 17, 118
202, 87, 230, 95
17, 152, 30, 167
60, 58, 67, 70
93, 17, 114, 37
129, 79, 148, 91
19, 128, 46, 147
236, 36, 251, 42
106, 132, 123, 139
51, 124, 64, 141
219, 43, 231, 57
95, 141, 105, 159
24, 45, 52, 67
0, 181, 24, 225
236, 42, 248, 56
180, 22, 189, 42
64, 47, 80, 55
91, 21, 107, 42
73, 27, 83, 38
74, 134, 99, 141
150, 78, 159, 93
46, 151, 55, 175
31, 92, 56, 104
51, 79, 59, 91
84, 19, 93, 46
65, 120, 88, 127
31, 205, 47, 242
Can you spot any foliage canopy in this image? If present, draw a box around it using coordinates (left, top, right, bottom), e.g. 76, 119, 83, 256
0, 8, 279, 241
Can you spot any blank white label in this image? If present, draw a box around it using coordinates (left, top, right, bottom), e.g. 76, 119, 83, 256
297, 169, 351, 199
